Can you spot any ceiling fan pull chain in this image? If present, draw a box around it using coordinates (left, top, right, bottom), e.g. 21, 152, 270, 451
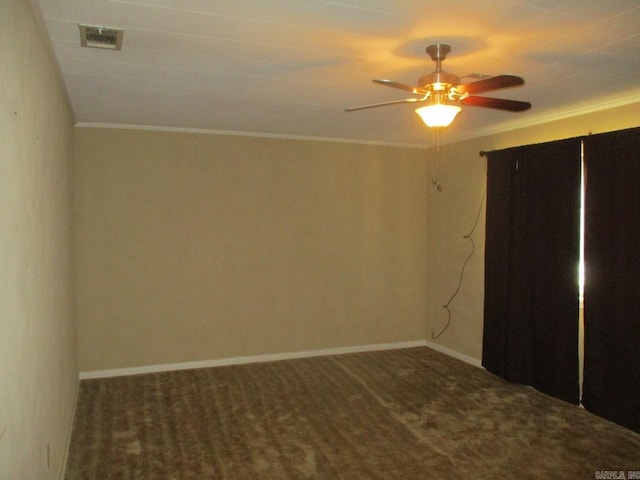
432, 129, 442, 192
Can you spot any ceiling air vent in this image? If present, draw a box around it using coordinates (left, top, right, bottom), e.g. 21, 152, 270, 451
78, 24, 124, 51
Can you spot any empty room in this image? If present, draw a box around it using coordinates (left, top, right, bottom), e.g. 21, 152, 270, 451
2, 0, 640, 478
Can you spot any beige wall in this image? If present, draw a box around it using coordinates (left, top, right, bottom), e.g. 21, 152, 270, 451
0, 1, 77, 479
74, 128, 428, 371
426, 102, 640, 360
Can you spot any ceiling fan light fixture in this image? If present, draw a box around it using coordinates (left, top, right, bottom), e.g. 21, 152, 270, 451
415, 103, 461, 128
346, 44, 529, 121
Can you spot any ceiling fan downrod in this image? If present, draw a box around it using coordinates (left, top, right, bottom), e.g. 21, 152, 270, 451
419, 44, 460, 90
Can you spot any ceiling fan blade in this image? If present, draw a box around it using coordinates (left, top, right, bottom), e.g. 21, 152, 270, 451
373, 79, 428, 95
345, 97, 424, 112
460, 95, 531, 111
455, 74, 525, 95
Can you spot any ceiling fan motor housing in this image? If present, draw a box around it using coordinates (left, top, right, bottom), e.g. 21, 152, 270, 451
418, 71, 461, 91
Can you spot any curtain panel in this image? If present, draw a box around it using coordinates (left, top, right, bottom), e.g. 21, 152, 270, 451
582, 127, 640, 433
482, 138, 582, 404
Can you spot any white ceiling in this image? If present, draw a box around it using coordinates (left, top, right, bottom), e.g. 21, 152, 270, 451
34, 0, 640, 147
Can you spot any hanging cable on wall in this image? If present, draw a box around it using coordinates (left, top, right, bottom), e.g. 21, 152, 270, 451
431, 153, 487, 340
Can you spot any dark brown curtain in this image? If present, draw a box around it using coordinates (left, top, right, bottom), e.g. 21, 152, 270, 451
483, 138, 582, 404
582, 127, 640, 433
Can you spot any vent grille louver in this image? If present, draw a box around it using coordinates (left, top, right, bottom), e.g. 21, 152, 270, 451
78, 24, 124, 50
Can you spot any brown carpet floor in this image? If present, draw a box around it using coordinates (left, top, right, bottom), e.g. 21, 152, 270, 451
64, 347, 640, 479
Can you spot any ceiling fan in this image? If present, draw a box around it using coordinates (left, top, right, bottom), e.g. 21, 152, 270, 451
345, 44, 531, 127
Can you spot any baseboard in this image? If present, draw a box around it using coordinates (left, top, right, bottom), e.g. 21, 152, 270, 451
60, 377, 80, 479
79, 340, 428, 380
424, 341, 483, 368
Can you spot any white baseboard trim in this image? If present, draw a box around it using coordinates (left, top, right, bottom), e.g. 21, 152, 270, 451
424, 341, 483, 368
79, 340, 428, 380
